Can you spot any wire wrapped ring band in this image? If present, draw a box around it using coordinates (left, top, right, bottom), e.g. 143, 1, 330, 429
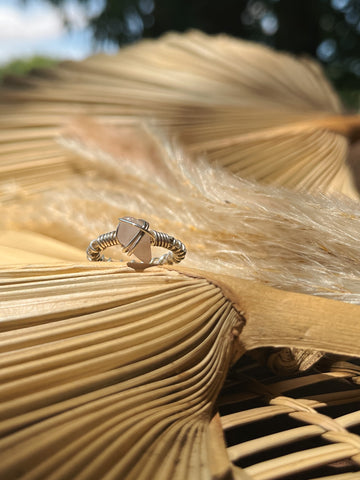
87, 217, 187, 265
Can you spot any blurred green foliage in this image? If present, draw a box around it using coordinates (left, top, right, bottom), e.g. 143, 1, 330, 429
0, 56, 57, 83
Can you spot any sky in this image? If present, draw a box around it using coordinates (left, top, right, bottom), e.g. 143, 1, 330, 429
0, 0, 117, 65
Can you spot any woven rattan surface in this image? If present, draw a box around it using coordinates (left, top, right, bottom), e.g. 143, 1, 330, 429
218, 355, 360, 480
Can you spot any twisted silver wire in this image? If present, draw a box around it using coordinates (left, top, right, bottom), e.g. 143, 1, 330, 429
86, 230, 119, 262
150, 230, 187, 264
86, 218, 186, 265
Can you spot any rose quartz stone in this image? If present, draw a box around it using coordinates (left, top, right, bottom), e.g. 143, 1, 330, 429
116, 217, 151, 263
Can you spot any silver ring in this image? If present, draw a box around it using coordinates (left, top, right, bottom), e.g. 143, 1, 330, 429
86, 216, 187, 265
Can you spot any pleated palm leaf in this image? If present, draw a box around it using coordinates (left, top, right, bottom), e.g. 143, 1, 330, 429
1, 31, 360, 479
1, 240, 360, 479
1, 30, 360, 200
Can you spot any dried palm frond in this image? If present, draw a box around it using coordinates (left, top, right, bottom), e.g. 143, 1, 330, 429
0, 259, 360, 480
0, 230, 84, 264
0, 263, 241, 480
1, 30, 359, 200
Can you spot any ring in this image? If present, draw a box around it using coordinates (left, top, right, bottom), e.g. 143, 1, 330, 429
87, 216, 187, 265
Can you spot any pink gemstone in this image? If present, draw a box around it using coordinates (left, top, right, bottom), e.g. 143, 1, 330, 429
116, 217, 151, 263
